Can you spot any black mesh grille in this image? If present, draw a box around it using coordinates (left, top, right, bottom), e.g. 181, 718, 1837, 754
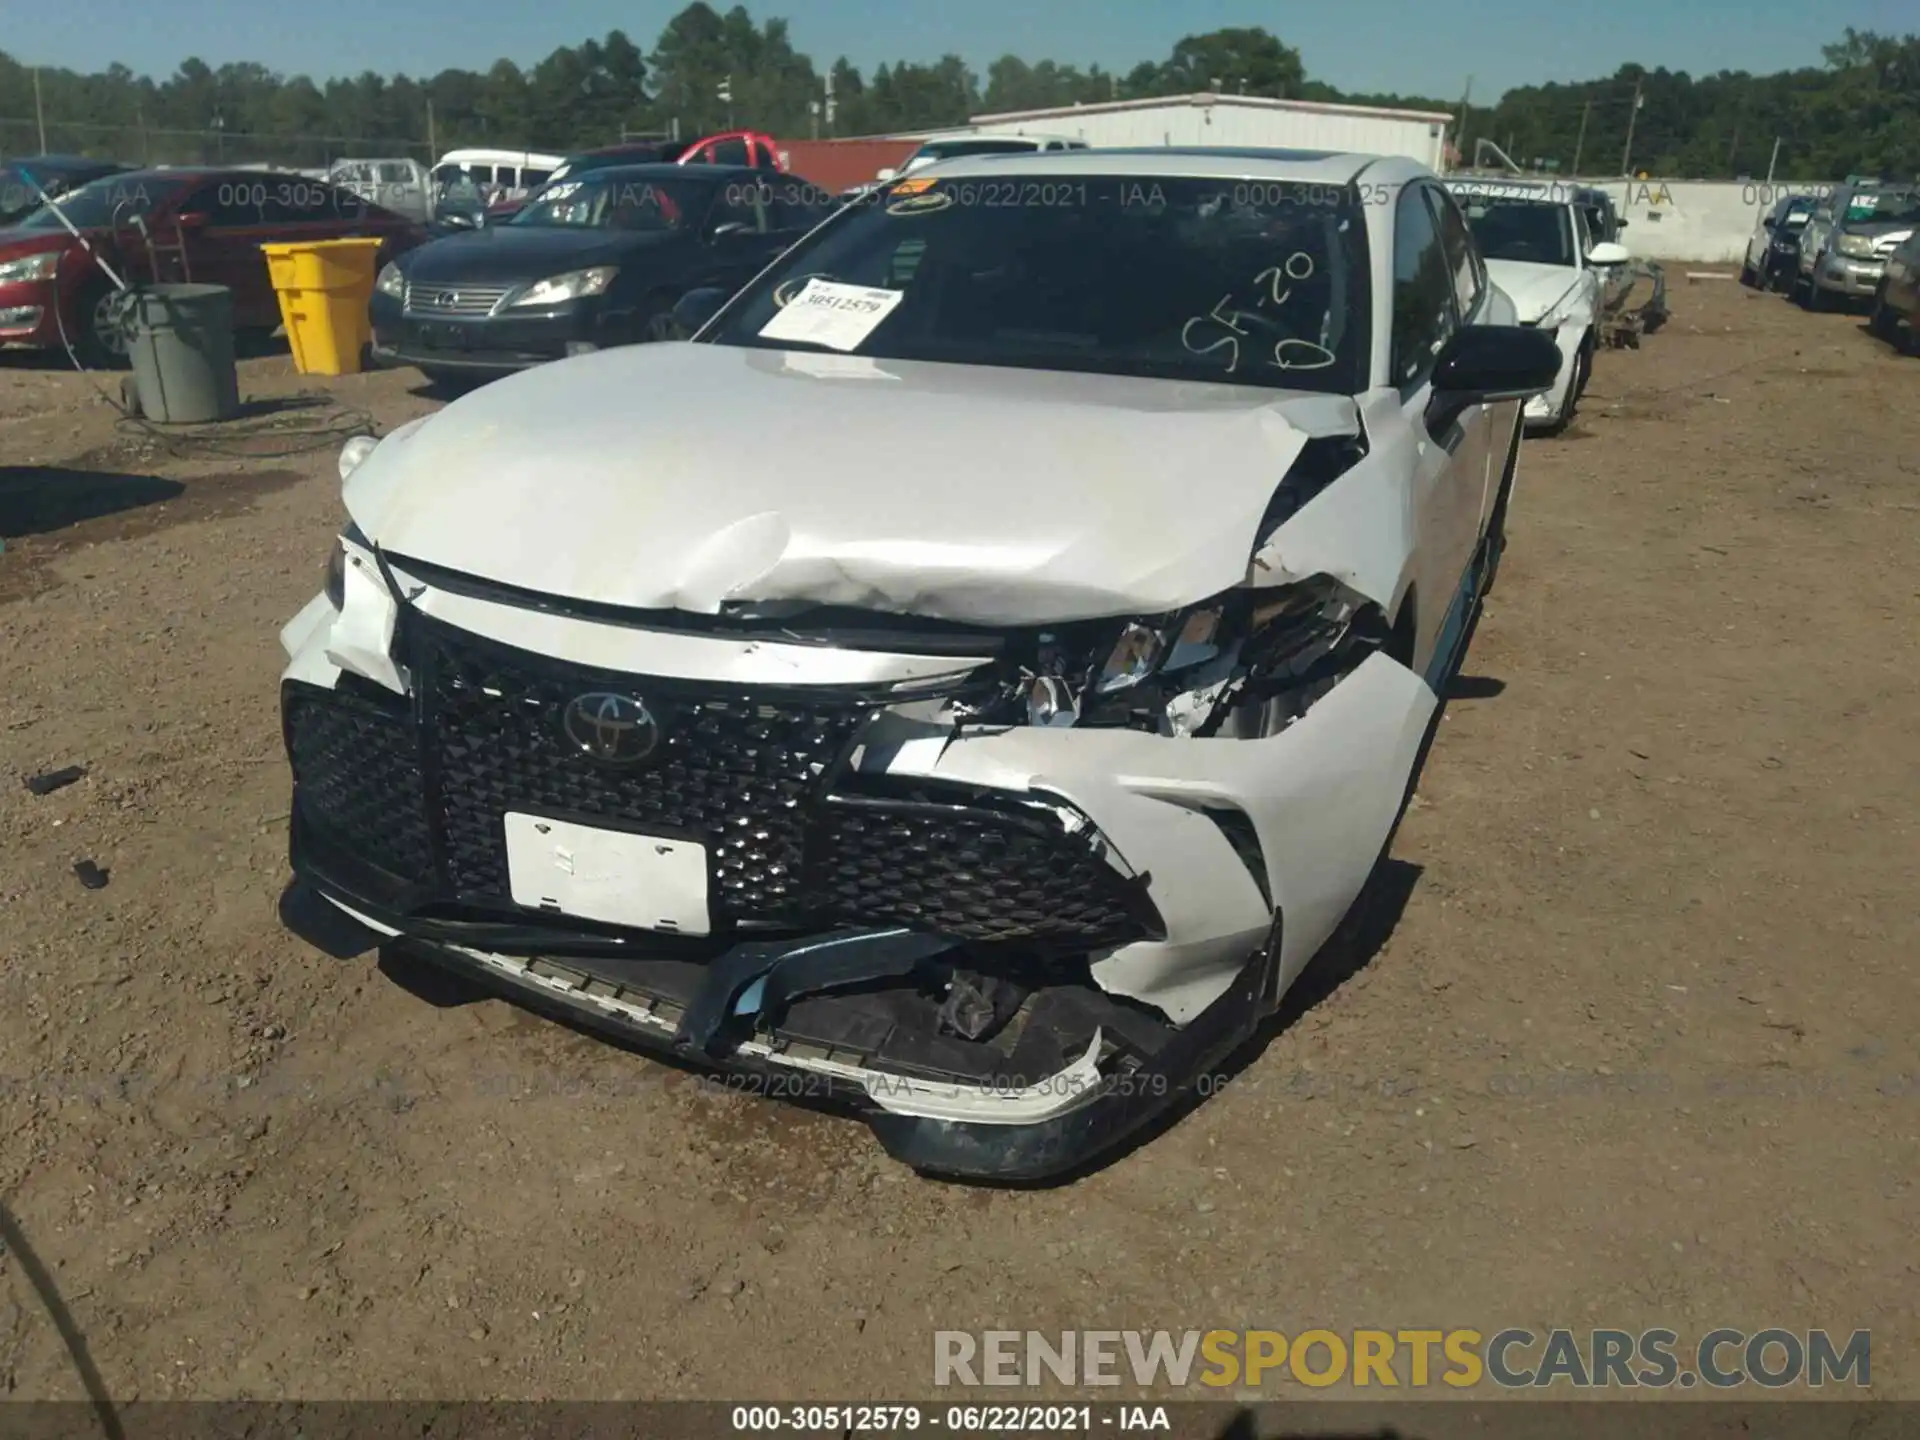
419, 622, 866, 920
809, 799, 1152, 946
283, 615, 1162, 947
285, 690, 434, 884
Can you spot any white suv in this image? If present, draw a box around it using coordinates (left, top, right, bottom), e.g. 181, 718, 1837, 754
1446, 179, 1628, 432
843, 134, 1088, 199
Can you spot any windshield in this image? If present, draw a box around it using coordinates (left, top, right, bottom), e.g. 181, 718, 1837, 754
697, 174, 1371, 396
509, 176, 710, 231
912, 139, 1049, 162
7, 172, 177, 231
1846, 190, 1920, 224
1455, 198, 1576, 266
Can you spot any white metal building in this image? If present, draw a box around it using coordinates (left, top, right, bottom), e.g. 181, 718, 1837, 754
961, 94, 1454, 169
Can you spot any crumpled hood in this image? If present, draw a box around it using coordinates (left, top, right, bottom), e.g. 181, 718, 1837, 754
1486, 259, 1585, 323
345, 343, 1338, 627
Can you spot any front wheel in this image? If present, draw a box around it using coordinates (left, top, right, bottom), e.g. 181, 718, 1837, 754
69, 277, 131, 370
1868, 286, 1899, 341
418, 366, 479, 395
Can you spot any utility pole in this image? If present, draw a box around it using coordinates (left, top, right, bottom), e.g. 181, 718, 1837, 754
1765, 134, 1781, 184
1571, 99, 1592, 175
717, 74, 733, 129
1727, 120, 1739, 172
1620, 77, 1643, 177
33, 67, 48, 152
1456, 76, 1473, 168
426, 98, 437, 160
824, 71, 836, 136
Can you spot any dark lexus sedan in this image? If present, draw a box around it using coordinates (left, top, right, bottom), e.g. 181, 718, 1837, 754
368, 163, 832, 385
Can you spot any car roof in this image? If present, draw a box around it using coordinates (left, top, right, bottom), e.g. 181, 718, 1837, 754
3, 155, 126, 173
546, 162, 761, 181
1446, 177, 1574, 206
909, 147, 1427, 185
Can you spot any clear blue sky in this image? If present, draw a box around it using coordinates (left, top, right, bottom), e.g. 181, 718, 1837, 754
15, 0, 1911, 101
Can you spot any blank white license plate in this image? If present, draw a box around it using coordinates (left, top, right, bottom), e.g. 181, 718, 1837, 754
502, 812, 710, 936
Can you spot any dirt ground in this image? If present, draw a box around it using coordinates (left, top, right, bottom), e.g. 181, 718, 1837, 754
2, 278, 1917, 1406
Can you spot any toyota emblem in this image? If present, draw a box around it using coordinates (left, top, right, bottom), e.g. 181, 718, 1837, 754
561, 692, 661, 766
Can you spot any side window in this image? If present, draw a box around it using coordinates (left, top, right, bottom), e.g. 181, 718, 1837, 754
272, 180, 350, 224
190, 180, 265, 226
1425, 186, 1482, 320
704, 190, 765, 235
707, 137, 751, 168
1392, 184, 1459, 389
769, 194, 828, 233
521, 168, 551, 189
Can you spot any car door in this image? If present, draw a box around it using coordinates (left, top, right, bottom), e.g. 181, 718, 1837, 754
378, 161, 427, 224
1390, 181, 1484, 683
693, 187, 778, 292
172, 179, 285, 326
1422, 183, 1504, 556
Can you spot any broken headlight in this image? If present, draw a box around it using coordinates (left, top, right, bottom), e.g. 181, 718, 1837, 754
982, 577, 1383, 736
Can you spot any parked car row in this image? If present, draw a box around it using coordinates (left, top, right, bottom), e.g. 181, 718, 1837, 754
0, 162, 425, 366
1741, 180, 1920, 316
278, 145, 1591, 1180
367, 163, 832, 385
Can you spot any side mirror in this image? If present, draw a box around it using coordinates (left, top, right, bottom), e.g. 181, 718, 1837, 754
1426, 325, 1562, 433
670, 287, 730, 337
1586, 241, 1631, 266
1617, 217, 1629, 229
874, 167, 897, 182
1761, 215, 1776, 230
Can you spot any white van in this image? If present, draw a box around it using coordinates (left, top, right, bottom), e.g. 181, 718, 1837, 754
430, 148, 566, 207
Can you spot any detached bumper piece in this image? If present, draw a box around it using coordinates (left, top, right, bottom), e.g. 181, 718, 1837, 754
283, 863, 1269, 1182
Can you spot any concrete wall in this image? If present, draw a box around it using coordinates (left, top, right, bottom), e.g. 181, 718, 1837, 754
968, 96, 1452, 170
1536, 178, 1846, 264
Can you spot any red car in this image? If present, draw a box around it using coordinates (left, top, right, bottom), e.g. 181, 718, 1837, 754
483, 131, 786, 222
0, 166, 427, 368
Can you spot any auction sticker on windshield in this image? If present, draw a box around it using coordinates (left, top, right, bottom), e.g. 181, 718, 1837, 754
756, 279, 904, 352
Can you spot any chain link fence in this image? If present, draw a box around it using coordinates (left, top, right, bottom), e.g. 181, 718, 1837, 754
1, 117, 434, 171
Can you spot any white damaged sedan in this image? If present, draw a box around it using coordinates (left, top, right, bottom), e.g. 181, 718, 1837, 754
279, 149, 1560, 1179
1445, 178, 1630, 433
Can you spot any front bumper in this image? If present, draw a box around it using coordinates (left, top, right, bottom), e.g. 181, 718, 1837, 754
0, 278, 58, 346
368, 291, 607, 375
277, 560, 1437, 1176
1521, 320, 1582, 426
284, 860, 1274, 1182
1815, 255, 1885, 298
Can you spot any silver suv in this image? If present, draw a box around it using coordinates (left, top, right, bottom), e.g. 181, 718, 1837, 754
1800, 183, 1920, 310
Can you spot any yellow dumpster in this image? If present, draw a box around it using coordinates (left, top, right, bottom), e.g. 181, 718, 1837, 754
260, 237, 387, 376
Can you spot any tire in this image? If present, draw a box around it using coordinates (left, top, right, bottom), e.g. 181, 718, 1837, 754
1540, 335, 1591, 436
637, 294, 684, 343
69, 277, 131, 370
1739, 261, 1759, 288
1868, 286, 1898, 342
1803, 277, 1832, 311
418, 366, 479, 394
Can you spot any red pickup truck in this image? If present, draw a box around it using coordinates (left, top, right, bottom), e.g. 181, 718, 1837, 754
482, 131, 784, 221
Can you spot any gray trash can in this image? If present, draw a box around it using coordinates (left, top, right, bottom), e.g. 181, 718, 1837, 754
123, 283, 240, 424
